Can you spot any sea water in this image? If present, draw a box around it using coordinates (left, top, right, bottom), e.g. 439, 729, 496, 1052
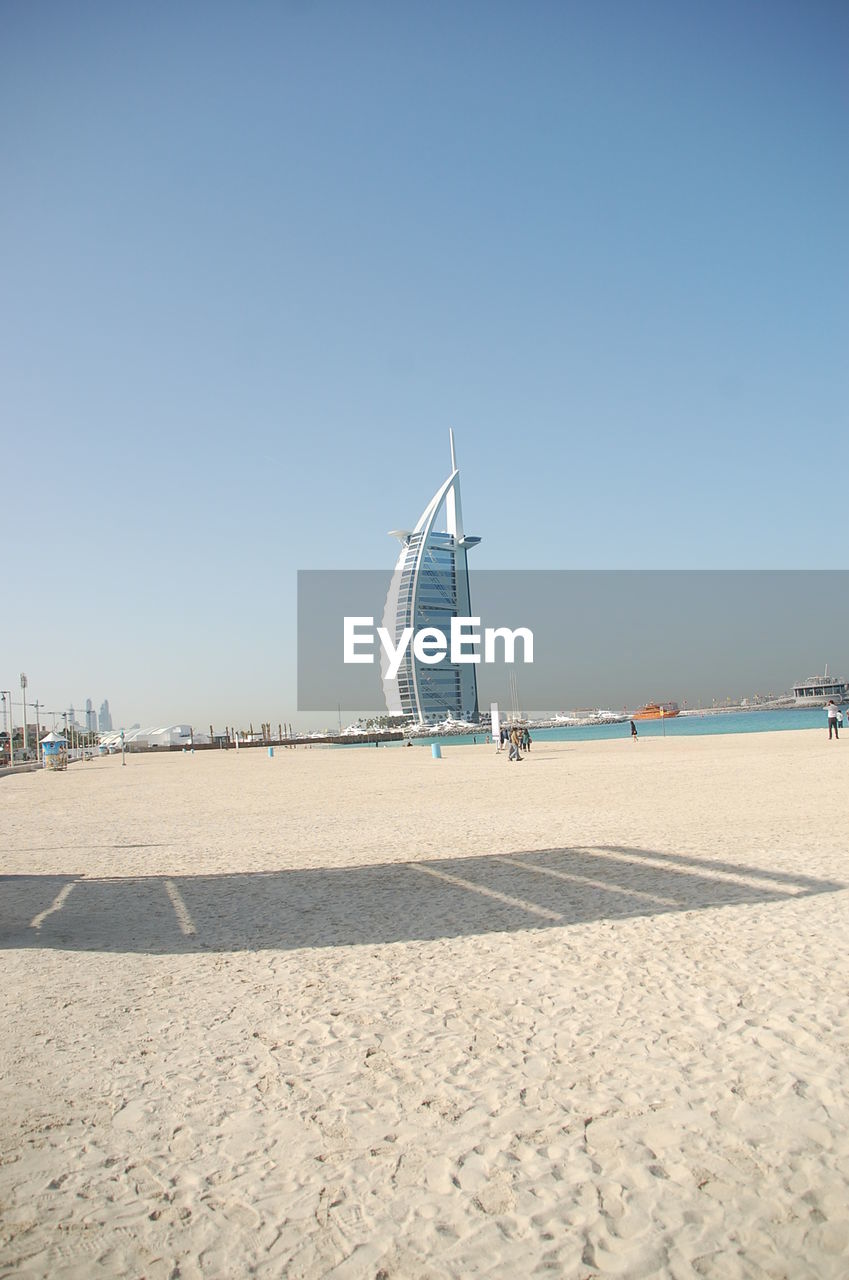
531, 707, 829, 742
344, 706, 833, 747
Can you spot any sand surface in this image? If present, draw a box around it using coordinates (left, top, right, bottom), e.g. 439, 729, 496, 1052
1, 731, 848, 1279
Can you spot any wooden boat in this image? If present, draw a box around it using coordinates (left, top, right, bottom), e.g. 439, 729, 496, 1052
631, 702, 680, 720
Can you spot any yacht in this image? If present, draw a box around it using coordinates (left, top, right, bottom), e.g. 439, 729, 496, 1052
793, 670, 848, 706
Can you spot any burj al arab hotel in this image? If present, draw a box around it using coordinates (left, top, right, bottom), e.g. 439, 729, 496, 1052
382, 430, 481, 723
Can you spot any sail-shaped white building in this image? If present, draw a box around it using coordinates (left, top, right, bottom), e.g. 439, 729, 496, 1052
382, 431, 481, 723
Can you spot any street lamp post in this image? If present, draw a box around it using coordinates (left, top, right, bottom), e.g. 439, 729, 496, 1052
20, 674, 28, 758
1, 691, 12, 767
29, 699, 44, 765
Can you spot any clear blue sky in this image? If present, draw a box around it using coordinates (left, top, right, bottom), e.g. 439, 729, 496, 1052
2, 1, 847, 729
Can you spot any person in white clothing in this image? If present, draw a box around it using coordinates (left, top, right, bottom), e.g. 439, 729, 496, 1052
825, 700, 841, 740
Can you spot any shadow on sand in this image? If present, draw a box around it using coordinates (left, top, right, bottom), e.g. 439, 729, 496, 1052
2, 846, 844, 955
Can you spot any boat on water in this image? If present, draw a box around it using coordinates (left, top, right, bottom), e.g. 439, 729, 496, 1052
793, 670, 848, 706
631, 701, 680, 720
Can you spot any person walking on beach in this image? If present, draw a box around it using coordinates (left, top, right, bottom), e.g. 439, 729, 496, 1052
508, 726, 523, 761
826, 700, 842, 740
521, 728, 531, 752
630, 719, 638, 741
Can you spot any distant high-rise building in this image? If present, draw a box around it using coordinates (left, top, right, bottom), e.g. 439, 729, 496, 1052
99, 700, 112, 732
85, 699, 96, 733
69, 705, 76, 729
382, 430, 481, 723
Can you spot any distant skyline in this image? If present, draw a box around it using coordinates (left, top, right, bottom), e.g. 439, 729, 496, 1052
0, 693, 111, 734
3, 2, 847, 728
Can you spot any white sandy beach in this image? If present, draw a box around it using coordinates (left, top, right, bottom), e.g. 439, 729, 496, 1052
1, 730, 848, 1279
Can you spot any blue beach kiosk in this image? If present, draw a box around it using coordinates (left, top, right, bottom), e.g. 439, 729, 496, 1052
41, 732, 68, 771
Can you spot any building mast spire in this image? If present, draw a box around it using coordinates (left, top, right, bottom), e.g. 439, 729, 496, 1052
446, 428, 463, 540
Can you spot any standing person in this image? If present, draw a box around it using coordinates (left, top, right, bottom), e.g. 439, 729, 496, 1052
630, 719, 638, 741
508, 726, 523, 761
826, 700, 841, 740
522, 728, 532, 752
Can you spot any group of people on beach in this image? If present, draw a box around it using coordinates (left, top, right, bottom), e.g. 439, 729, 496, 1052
499, 722, 643, 759
499, 725, 531, 760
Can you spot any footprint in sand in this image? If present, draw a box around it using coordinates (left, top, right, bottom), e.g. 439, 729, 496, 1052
474, 1173, 516, 1216
210, 1197, 262, 1231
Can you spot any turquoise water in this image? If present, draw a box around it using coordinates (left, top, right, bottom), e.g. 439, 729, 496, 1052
530, 707, 828, 743
343, 707, 833, 747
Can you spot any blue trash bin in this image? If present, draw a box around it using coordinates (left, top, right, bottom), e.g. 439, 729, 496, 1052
268, 746, 274, 758
431, 743, 442, 759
